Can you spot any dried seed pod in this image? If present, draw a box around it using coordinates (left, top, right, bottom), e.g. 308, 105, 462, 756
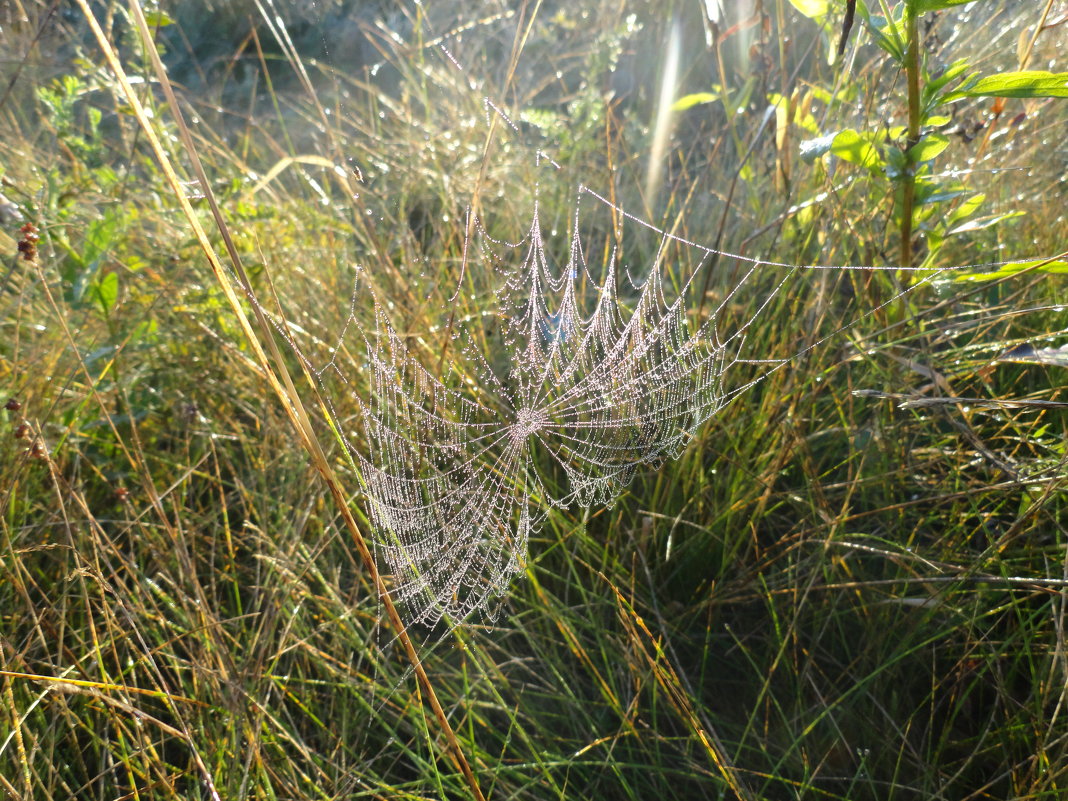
17, 222, 38, 262
115, 486, 131, 502
13, 422, 30, 440
5, 398, 22, 412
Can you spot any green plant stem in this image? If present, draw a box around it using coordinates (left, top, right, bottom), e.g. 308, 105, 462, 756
900, 4, 922, 271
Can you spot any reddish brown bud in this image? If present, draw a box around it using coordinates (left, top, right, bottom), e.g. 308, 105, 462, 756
4, 398, 21, 411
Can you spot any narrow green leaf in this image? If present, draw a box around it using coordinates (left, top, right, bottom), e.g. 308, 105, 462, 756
955, 259, 1068, 281
858, 1, 906, 63
946, 192, 985, 226
947, 211, 1024, 236
671, 92, 719, 112
912, 0, 977, 12
945, 70, 1068, 101
920, 188, 969, 206
926, 60, 971, 94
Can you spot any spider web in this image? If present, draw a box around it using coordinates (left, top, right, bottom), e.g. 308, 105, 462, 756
361, 200, 740, 626
235, 11, 1057, 630
271, 166, 940, 628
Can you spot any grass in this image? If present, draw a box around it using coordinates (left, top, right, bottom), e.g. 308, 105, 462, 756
2, 0, 1067, 798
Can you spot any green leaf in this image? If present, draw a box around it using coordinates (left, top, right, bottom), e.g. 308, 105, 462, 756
885, 145, 908, 180
955, 259, 1068, 281
130, 319, 159, 346
84, 209, 120, 266
858, 1, 906, 63
946, 192, 985, 226
909, 132, 950, 162
519, 107, 560, 130
944, 70, 1068, 101
912, 177, 959, 207
926, 59, 971, 96
920, 188, 969, 206
831, 129, 884, 172
90, 271, 119, 315
143, 9, 175, 27
125, 255, 147, 273
911, 179, 936, 207
61, 74, 85, 98
788, 0, 829, 18
911, 0, 977, 12
671, 92, 719, 112
922, 230, 944, 268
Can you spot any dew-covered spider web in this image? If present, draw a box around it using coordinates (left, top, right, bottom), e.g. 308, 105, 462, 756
260, 154, 1001, 629
321, 184, 776, 627
232, 10, 1064, 631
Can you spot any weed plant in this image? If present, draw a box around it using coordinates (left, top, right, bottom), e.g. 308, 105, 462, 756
1, 1, 1067, 799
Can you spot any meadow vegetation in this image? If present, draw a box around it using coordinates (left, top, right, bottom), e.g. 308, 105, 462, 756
1, 0, 1067, 798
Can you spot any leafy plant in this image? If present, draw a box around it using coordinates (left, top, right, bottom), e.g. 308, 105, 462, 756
36, 73, 106, 167
839, 0, 1068, 272
55, 208, 124, 317
784, 1, 1068, 275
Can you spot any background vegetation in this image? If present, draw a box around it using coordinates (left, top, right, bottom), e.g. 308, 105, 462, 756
2, 0, 1067, 798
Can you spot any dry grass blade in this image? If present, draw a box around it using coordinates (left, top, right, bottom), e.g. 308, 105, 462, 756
0, 670, 207, 706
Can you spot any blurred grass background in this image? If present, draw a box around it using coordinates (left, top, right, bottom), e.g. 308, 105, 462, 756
1, 0, 1067, 798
